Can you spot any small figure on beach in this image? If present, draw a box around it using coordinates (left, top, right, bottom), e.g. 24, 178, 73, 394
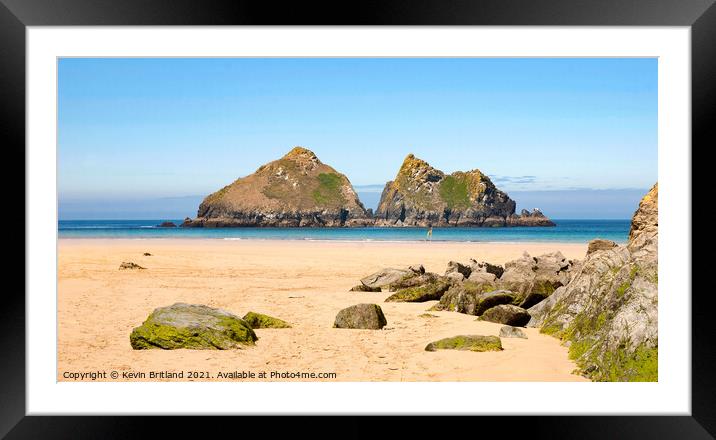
426, 224, 433, 241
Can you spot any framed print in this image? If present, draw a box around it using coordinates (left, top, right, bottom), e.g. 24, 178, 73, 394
3, 0, 713, 437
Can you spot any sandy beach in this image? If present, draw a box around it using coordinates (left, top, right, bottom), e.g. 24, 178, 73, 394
57, 239, 589, 382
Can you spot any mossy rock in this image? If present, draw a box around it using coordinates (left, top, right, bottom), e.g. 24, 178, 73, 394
425, 335, 503, 352
130, 303, 257, 350
242, 311, 291, 329
349, 284, 382, 292
334, 303, 387, 329
384, 280, 451, 303
387, 272, 441, 291
419, 313, 439, 318
479, 304, 531, 327
434, 282, 516, 315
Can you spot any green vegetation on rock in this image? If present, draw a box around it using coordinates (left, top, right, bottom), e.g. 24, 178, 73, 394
425, 335, 503, 352
242, 311, 292, 329
130, 303, 257, 350
384, 280, 451, 302
334, 303, 388, 329
439, 175, 470, 210
312, 172, 344, 206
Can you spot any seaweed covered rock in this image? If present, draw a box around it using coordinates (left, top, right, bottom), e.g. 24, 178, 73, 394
500, 325, 528, 339
334, 304, 387, 329
349, 284, 382, 292
424, 335, 503, 352
529, 184, 658, 381
480, 304, 531, 327
130, 303, 257, 350
384, 280, 451, 302
432, 282, 517, 316
387, 272, 443, 291
242, 311, 291, 329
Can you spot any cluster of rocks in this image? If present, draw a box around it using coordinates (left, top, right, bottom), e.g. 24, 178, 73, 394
351, 249, 577, 328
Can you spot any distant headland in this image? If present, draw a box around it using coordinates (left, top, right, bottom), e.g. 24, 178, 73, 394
181, 146, 555, 228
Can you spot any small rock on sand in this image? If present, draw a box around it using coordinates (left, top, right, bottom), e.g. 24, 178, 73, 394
499, 325, 528, 339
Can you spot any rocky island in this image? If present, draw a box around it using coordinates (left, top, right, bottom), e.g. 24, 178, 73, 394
181, 147, 372, 227
182, 147, 555, 228
375, 154, 554, 227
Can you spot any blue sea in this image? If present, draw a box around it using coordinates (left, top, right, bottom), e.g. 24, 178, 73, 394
58, 219, 630, 243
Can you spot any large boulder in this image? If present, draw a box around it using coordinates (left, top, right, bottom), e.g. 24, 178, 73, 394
529, 184, 658, 381
242, 312, 291, 329
386, 272, 443, 291
334, 304, 387, 329
130, 303, 257, 350
425, 335, 503, 352
360, 267, 415, 289
384, 280, 452, 302
480, 304, 531, 327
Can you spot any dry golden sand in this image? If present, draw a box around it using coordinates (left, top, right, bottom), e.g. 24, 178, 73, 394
58, 239, 589, 382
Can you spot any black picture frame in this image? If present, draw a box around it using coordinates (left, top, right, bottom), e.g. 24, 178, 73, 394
3, 0, 711, 437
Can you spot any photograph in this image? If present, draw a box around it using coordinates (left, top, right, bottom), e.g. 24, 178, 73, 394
56, 57, 658, 383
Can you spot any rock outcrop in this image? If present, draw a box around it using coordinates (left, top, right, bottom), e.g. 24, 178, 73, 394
424, 335, 503, 352
374, 154, 555, 227
119, 262, 145, 270
333, 304, 388, 329
528, 183, 658, 381
182, 147, 371, 227
130, 303, 257, 350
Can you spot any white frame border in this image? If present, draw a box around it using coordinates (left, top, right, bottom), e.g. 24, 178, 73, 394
27, 26, 690, 415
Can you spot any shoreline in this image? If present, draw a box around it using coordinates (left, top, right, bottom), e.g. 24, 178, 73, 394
57, 237, 616, 246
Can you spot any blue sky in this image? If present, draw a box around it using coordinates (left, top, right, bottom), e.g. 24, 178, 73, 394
58, 57, 657, 219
